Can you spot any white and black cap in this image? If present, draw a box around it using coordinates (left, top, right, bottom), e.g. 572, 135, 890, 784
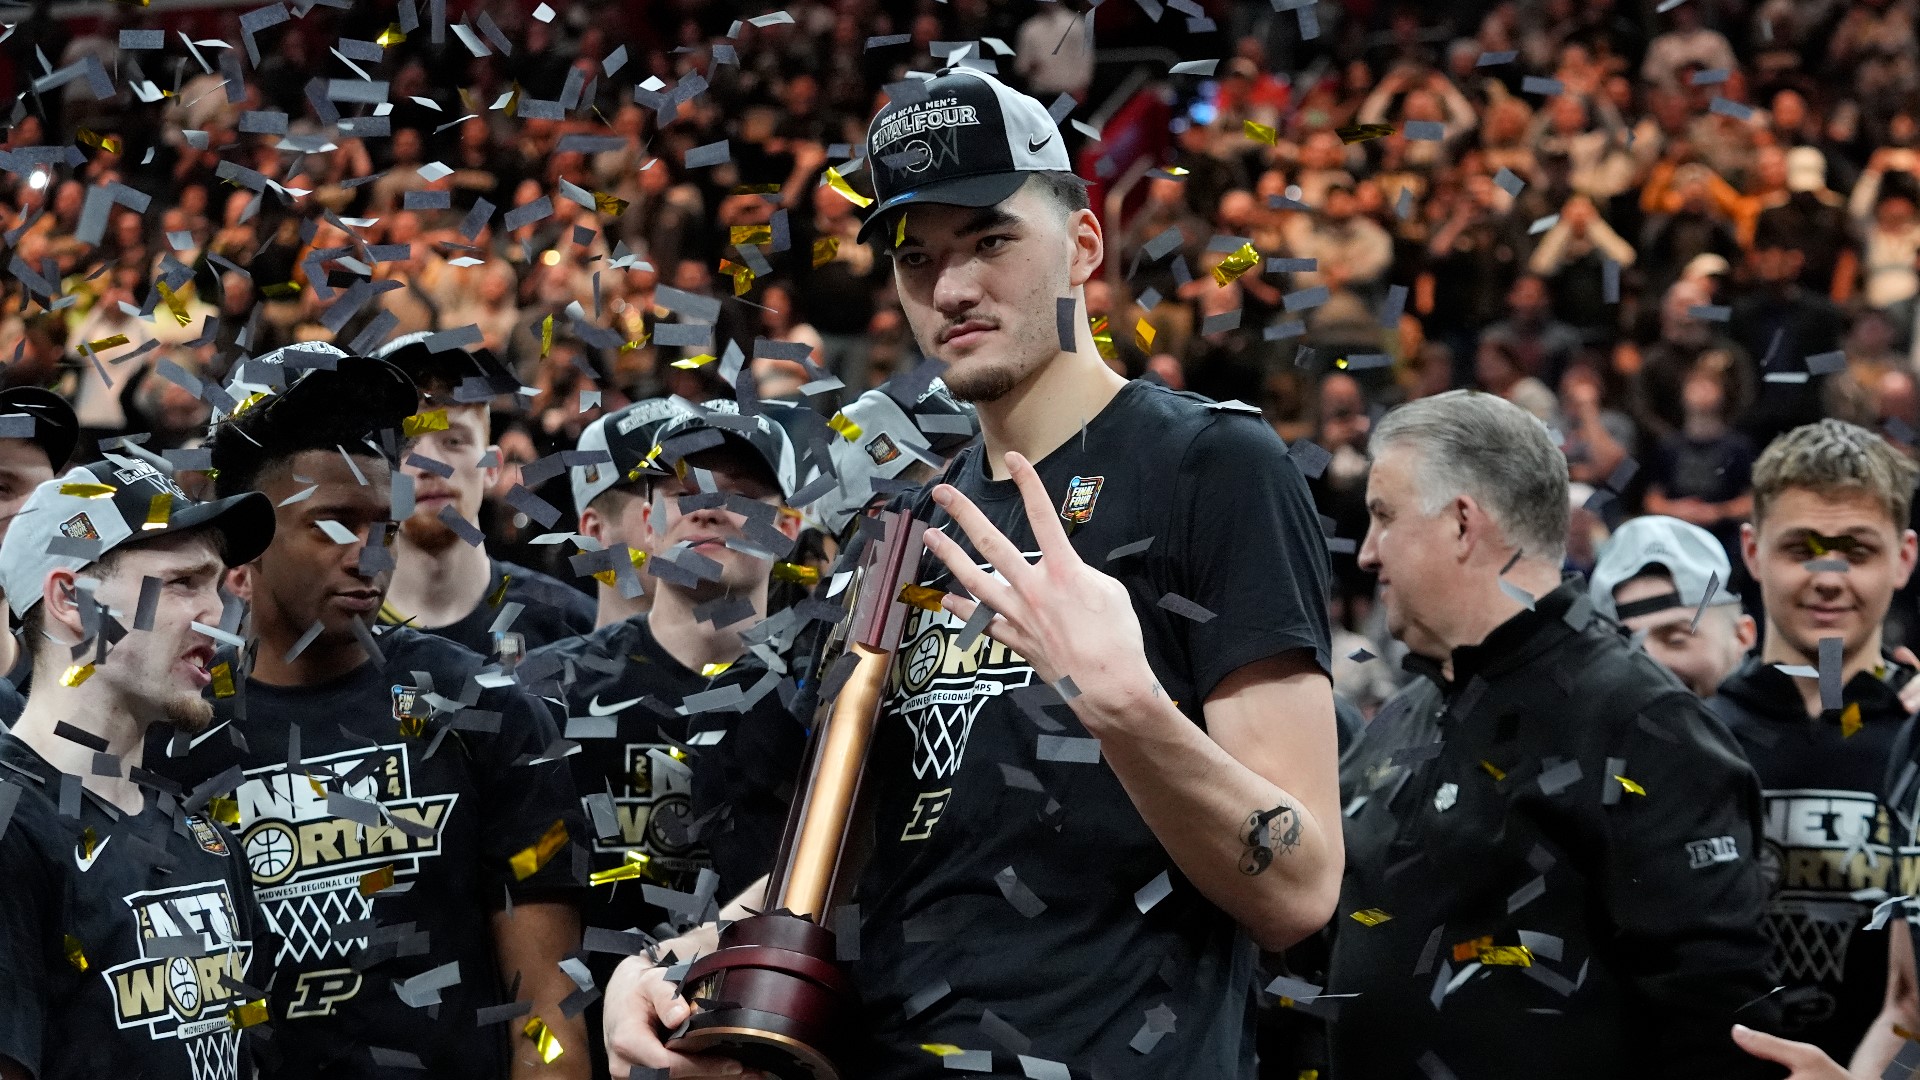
857, 66, 1081, 244
0, 462, 274, 617
1589, 515, 1736, 622
571, 397, 696, 515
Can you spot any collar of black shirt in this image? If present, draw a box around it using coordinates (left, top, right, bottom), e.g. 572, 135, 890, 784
1402, 578, 1591, 693
1726, 649, 1916, 725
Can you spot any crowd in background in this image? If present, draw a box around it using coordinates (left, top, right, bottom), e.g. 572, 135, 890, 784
3, 0, 1919, 713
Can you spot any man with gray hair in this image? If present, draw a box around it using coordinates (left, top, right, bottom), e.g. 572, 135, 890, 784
1329, 391, 1778, 1078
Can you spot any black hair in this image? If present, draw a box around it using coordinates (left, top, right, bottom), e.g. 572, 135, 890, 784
211, 405, 397, 500
1025, 170, 1091, 217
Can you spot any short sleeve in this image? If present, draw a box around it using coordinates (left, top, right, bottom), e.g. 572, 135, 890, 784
1597, 692, 1779, 1078
1170, 415, 1332, 702
0, 791, 52, 1076
476, 687, 587, 903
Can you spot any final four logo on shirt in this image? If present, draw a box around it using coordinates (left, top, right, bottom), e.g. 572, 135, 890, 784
1061, 475, 1104, 524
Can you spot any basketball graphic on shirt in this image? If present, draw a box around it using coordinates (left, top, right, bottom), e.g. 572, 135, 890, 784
167, 956, 203, 1018
244, 821, 298, 884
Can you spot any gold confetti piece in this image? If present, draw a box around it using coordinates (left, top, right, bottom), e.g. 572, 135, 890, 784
730, 224, 773, 247
504, 81, 523, 119
1134, 318, 1156, 352
208, 795, 239, 826
398, 714, 427, 738
403, 410, 449, 438
896, 210, 908, 248
1480, 760, 1506, 780
228, 1000, 270, 1029
1350, 908, 1393, 926
229, 391, 270, 420
144, 493, 171, 531
666, 746, 688, 762
1478, 945, 1534, 967
86, 333, 129, 351
209, 661, 236, 699
64, 934, 89, 972
730, 183, 783, 195
1244, 120, 1278, 146
306, 774, 325, 798
523, 1017, 564, 1064
60, 482, 116, 499
376, 22, 406, 45
1298, 1072, 1321, 1080
828, 412, 863, 441
921, 1045, 966, 1058
700, 661, 733, 678
593, 190, 629, 217
358, 864, 396, 897
898, 584, 946, 613
77, 129, 121, 153
589, 850, 652, 886
1090, 315, 1117, 360
60, 663, 95, 688
156, 276, 190, 322
1336, 122, 1396, 144
260, 282, 302, 299
1841, 701, 1863, 738
812, 236, 841, 267
824, 166, 873, 208
618, 334, 649, 355
1163, 165, 1190, 176
1614, 774, 1647, 796
670, 353, 718, 370
772, 561, 820, 586
79, 826, 97, 861
510, 818, 570, 881
1212, 241, 1260, 287
487, 574, 511, 609
540, 314, 554, 359
590, 546, 648, 588
720, 258, 755, 296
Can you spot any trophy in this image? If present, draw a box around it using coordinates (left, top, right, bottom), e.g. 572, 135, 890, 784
667, 509, 928, 1078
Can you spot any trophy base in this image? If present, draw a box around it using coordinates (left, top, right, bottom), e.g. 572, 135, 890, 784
667, 914, 850, 1080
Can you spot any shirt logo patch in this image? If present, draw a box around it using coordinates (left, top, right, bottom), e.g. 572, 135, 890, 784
1686, 835, 1741, 869
61, 512, 99, 540
187, 815, 228, 856
1060, 475, 1104, 524
865, 432, 902, 467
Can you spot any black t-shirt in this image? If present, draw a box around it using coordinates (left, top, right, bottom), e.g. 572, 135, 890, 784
381, 559, 595, 660
846, 381, 1332, 1079
0, 732, 263, 1080
145, 628, 583, 1080
520, 615, 807, 933
1709, 655, 1914, 1057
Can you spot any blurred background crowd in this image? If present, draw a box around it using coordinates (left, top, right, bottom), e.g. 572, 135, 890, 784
1, 0, 1914, 714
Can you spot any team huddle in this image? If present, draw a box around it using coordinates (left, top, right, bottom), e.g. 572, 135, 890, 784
6, 64, 1920, 1080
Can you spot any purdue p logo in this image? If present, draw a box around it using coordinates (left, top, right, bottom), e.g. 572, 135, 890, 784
902, 789, 952, 841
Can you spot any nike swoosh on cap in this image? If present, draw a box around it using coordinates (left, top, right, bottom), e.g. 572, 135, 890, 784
1027, 133, 1053, 153
589, 694, 644, 716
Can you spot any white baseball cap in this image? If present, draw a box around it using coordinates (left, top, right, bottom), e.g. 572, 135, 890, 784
1589, 515, 1735, 622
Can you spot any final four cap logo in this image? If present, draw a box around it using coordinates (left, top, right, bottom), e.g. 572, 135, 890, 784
857, 65, 1083, 244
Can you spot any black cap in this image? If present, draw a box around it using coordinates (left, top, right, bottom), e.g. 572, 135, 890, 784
649, 401, 799, 499
209, 349, 418, 489
0, 388, 78, 471
857, 66, 1080, 244
373, 330, 523, 403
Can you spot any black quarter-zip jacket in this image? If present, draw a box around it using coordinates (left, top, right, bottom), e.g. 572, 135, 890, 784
1330, 583, 1778, 1079
1708, 654, 1917, 1059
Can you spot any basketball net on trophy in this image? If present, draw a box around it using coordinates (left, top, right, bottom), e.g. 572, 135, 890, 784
666, 508, 927, 1079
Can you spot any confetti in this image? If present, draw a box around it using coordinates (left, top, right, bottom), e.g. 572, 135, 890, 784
64, 934, 89, 972
899, 584, 946, 613
60, 664, 96, 687
210, 662, 236, 699
1135, 318, 1156, 352
1613, 775, 1647, 796
590, 850, 653, 886
144, 493, 171, 531
1335, 123, 1395, 145
1244, 120, 1277, 145
522, 1017, 564, 1064
1350, 908, 1393, 926
358, 864, 396, 897
829, 412, 864, 441
59, 482, 116, 499
403, 410, 449, 437
1841, 701, 1864, 738
1212, 242, 1260, 287
813, 236, 841, 266
772, 562, 821, 586
824, 166, 873, 208
509, 818, 570, 881
227, 1000, 270, 1028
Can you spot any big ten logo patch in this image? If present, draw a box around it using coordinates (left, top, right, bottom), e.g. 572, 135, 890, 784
104, 881, 254, 1042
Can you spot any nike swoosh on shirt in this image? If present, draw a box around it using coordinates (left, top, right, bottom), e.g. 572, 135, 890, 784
188, 718, 232, 750
75, 834, 111, 872
589, 694, 644, 716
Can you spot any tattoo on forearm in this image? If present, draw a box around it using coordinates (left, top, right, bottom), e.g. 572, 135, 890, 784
1238, 802, 1303, 876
